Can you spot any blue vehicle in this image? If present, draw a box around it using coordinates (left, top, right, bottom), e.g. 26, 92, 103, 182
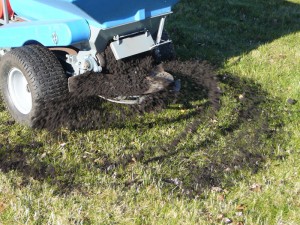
0, 0, 179, 127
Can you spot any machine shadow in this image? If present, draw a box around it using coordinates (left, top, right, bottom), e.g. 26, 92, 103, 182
168, 0, 300, 64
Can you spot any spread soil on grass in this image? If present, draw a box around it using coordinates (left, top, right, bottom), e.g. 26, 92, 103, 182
31, 52, 220, 130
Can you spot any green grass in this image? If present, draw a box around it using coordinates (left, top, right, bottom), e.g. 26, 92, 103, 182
1, 0, 300, 224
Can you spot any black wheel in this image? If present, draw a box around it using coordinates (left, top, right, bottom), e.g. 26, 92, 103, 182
153, 30, 176, 63
0, 45, 68, 127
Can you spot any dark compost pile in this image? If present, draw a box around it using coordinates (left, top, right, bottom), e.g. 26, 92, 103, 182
31, 49, 220, 130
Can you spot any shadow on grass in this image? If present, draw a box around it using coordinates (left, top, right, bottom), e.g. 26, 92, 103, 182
168, 0, 300, 64
0, 69, 284, 197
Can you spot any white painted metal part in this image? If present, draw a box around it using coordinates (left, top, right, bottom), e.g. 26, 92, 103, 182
110, 32, 155, 60
8, 68, 32, 114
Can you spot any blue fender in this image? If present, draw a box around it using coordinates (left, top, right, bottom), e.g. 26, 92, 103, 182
0, 19, 90, 47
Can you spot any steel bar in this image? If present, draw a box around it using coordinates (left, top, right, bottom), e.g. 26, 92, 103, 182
156, 16, 166, 44
2, 0, 9, 24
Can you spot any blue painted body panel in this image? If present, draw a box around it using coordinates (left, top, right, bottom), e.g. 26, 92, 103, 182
0, 19, 90, 47
9, 0, 179, 29
71, 0, 179, 28
1, 0, 178, 47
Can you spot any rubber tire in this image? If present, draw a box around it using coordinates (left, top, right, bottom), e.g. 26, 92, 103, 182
154, 31, 176, 63
0, 45, 68, 127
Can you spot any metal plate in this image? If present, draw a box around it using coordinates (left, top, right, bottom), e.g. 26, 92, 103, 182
110, 33, 155, 60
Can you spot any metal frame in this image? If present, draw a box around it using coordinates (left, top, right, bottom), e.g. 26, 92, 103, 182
0, 0, 10, 24
68, 14, 171, 75
156, 16, 166, 44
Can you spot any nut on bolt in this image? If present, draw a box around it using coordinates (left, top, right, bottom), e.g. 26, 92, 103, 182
83, 59, 92, 70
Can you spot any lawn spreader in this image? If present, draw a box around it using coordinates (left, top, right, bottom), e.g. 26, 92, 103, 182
0, 0, 180, 127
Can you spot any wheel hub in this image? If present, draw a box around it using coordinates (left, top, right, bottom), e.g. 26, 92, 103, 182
8, 68, 32, 114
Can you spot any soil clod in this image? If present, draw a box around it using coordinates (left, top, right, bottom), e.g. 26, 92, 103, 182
287, 98, 297, 105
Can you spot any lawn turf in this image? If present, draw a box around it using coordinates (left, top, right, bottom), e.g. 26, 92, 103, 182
1, 0, 300, 224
